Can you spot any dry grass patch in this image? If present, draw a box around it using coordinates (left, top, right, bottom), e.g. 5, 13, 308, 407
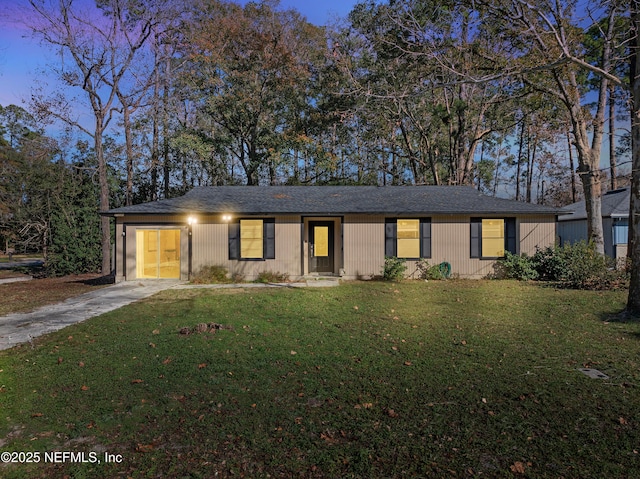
0, 274, 110, 316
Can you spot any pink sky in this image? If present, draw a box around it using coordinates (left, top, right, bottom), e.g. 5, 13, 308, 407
0, 0, 358, 108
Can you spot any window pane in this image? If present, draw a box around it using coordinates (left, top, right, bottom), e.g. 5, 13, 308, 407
397, 219, 419, 257
159, 230, 180, 278
482, 219, 504, 257
398, 238, 420, 258
241, 219, 263, 258
314, 226, 329, 257
136, 230, 158, 279
397, 219, 419, 239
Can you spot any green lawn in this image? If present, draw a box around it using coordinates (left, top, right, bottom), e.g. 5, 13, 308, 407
1, 281, 639, 478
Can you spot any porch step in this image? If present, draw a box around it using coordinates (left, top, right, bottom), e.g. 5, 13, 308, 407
303, 276, 340, 287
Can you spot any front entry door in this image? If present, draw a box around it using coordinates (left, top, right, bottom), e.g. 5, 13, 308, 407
309, 222, 334, 273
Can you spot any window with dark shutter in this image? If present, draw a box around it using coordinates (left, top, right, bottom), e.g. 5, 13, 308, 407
228, 223, 239, 260
470, 218, 481, 258
263, 219, 275, 259
420, 219, 432, 258
385, 218, 431, 258
505, 218, 517, 254
470, 218, 517, 258
229, 219, 276, 260
385, 219, 397, 257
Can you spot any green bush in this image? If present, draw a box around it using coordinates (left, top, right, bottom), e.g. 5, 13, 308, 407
256, 270, 289, 283
532, 242, 628, 290
531, 245, 570, 282
495, 242, 628, 290
495, 251, 538, 281
382, 256, 406, 281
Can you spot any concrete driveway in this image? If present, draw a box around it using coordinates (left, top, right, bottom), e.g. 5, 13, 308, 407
0, 281, 180, 351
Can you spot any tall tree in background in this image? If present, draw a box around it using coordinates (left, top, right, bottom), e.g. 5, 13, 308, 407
331, 0, 522, 186
180, 0, 327, 185
480, 0, 625, 254
628, 0, 640, 315
26, 0, 157, 274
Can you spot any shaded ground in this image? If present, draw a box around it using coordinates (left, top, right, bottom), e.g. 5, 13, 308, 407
0, 273, 112, 316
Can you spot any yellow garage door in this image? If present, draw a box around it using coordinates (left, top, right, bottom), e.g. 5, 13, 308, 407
136, 229, 181, 279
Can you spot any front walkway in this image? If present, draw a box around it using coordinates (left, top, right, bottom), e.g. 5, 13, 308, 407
0, 278, 339, 351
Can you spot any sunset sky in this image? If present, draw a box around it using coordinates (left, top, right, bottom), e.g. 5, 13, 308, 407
0, 0, 360, 108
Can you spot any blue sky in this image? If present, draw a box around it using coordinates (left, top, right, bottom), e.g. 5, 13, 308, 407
0, 0, 360, 108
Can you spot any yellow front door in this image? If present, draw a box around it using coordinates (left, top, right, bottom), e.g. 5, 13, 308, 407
136, 229, 181, 279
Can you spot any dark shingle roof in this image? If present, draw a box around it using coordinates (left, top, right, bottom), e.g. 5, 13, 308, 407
104, 186, 561, 216
558, 187, 630, 221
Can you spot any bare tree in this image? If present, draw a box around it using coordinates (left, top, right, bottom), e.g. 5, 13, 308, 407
475, 0, 625, 254
26, 0, 156, 274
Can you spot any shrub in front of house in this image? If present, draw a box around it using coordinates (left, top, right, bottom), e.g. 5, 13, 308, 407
497, 241, 628, 290
382, 256, 407, 281
191, 265, 232, 284
494, 251, 539, 281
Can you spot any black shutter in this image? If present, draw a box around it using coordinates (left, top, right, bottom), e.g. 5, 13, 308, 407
263, 219, 275, 259
385, 219, 397, 257
470, 218, 481, 258
505, 218, 517, 254
420, 218, 431, 258
228, 222, 239, 260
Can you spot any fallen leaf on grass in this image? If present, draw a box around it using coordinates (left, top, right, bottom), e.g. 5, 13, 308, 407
57, 357, 63, 364
131, 379, 144, 384
510, 462, 531, 474
31, 413, 43, 418
136, 444, 155, 453
162, 357, 172, 365
290, 350, 297, 355
80, 385, 89, 391
198, 363, 207, 369
387, 409, 399, 418
619, 417, 628, 425
152, 329, 160, 335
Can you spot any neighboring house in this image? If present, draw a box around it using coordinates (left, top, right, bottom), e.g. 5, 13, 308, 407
557, 187, 629, 260
103, 186, 559, 281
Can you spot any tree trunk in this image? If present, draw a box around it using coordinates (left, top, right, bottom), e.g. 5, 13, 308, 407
95, 119, 111, 276
609, 84, 617, 191
123, 106, 134, 206
566, 126, 577, 203
516, 119, 525, 201
563, 70, 606, 255
626, 0, 640, 315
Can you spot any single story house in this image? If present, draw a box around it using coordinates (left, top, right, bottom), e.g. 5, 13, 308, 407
103, 186, 560, 281
557, 187, 629, 260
